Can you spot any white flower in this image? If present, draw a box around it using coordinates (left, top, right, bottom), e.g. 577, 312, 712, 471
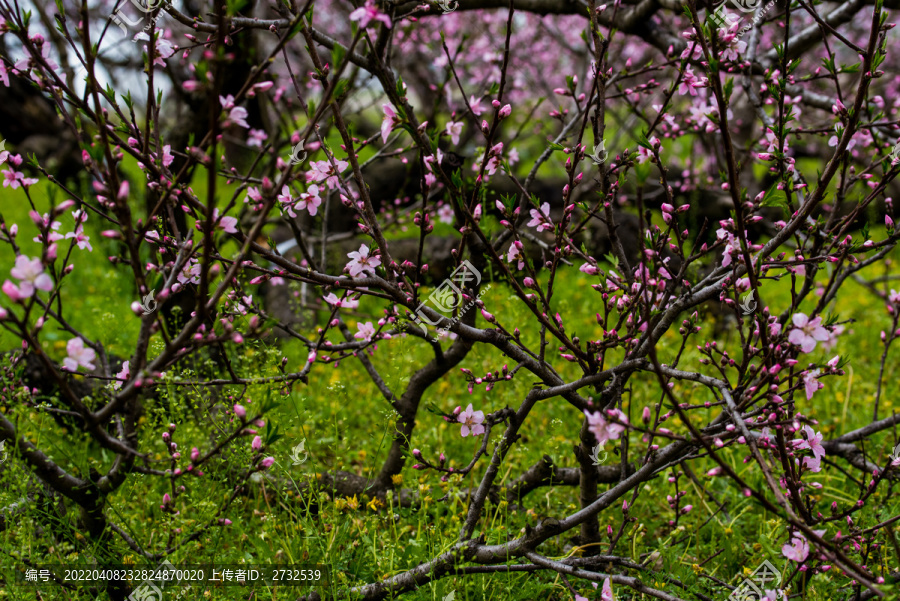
446, 121, 463, 145
354, 321, 376, 341
10, 255, 53, 297
63, 337, 96, 372
346, 244, 381, 277
114, 361, 130, 390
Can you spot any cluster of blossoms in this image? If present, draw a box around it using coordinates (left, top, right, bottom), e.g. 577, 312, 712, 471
2, 153, 39, 189
584, 408, 628, 447
278, 184, 322, 217
3, 255, 52, 301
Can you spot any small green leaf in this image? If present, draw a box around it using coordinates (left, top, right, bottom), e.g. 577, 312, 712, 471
331, 44, 346, 69
723, 77, 734, 103
761, 187, 789, 214
332, 79, 349, 100
635, 131, 651, 149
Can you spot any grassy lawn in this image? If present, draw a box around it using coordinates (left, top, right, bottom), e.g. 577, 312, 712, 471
1, 163, 898, 601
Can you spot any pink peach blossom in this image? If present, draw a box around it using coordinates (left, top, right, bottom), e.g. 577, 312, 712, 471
788, 313, 830, 353
10, 255, 53, 297
63, 337, 96, 372
458, 403, 485, 437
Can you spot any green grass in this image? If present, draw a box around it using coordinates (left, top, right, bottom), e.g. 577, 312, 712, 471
1, 165, 899, 601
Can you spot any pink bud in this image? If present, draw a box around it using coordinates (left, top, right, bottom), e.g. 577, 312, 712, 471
260, 456, 275, 470
234, 404, 246, 419
252, 435, 262, 451
55, 199, 76, 214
